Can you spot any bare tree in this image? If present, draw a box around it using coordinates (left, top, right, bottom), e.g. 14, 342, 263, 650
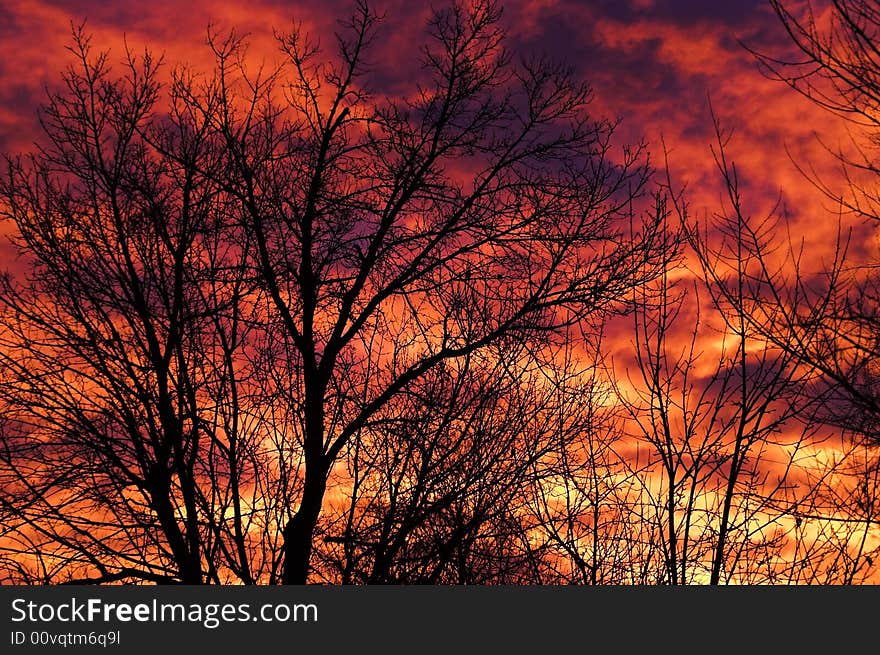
744, 0, 880, 439
606, 162, 820, 584
523, 327, 648, 585
0, 30, 295, 584
184, 0, 667, 583
0, 0, 669, 584
0, 35, 207, 583
674, 125, 827, 584
315, 341, 567, 583
660, 104, 880, 583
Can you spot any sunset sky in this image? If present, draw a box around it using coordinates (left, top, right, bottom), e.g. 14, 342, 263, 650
0, 0, 858, 266
2, 0, 878, 586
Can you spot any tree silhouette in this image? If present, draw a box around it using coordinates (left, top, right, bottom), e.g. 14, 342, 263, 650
6, 0, 874, 587
0, 26, 308, 583
749, 0, 880, 443
0, 0, 669, 583
191, 0, 668, 583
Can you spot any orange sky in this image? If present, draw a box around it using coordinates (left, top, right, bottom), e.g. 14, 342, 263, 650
1, 0, 862, 466
2, 0, 877, 583
0, 0, 861, 271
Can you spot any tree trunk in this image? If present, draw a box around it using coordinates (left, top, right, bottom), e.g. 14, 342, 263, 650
282, 461, 328, 584
281, 388, 328, 585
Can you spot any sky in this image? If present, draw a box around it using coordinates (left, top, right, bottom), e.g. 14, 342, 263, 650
0, 0, 855, 239
2, 0, 878, 584
3, 0, 868, 373
2, 0, 862, 383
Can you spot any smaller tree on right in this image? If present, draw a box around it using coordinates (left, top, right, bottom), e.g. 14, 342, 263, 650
743, 0, 880, 443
